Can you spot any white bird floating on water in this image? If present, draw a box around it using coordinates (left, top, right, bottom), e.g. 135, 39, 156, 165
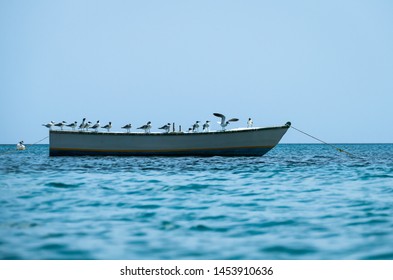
102, 122, 112, 132
16, 141, 25, 150
203, 120, 210, 132
66, 121, 77, 130
213, 113, 239, 131
247, 118, 253, 128
121, 123, 132, 133
159, 123, 171, 133
42, 121, 54, 129
138, 121, 152, 133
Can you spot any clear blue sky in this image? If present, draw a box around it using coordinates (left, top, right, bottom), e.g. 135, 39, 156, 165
1, 0, 392, 144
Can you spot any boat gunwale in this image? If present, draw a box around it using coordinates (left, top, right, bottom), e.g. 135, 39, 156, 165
49, 125, 289, 137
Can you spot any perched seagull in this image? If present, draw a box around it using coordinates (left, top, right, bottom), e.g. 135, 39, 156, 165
159, 123, 171, 133
192, 121, 200, 132
66, 121, 77, 130
213, 113, 239, 131
247, 118, 253, 128
138, 121, 152, 133
83, 121, 92, 131
102, 122, 112, 132
202, 121, 210, 132
91, 120, 100, 132
42, 121, 55, 130
188, 128, 193, 133
79, 118, 86, 130
54, 121, 67, 130
121, 123, 132, 133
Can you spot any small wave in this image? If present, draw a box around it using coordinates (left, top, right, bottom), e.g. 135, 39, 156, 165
0, 252, 22, 260
360, 174, 393, 180
160, 221, 180, 230
45, 182, 83, 188
44, 233, 66, 239
173, 183, 210, 191
346, 219, 389, 227
0, 222, 39, 229
200, 215, 228, 220
39, 243, 66, 251
136, 212, 156, 219
241, 229, 267, 236
190, 224, 228, 232
362, 252, 393, 260
190, 224, 211, 231
262, 245, 317, 256
132, 204, 161, 209
259, 220, 297, 228
146, 179, 161, 183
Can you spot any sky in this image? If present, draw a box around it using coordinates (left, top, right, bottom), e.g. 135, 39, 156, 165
1, 0, 392, 144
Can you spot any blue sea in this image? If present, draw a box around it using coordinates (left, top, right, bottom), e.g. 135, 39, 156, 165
0, 144, 392, 260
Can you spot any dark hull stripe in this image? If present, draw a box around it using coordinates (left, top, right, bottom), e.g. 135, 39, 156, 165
50, 147, 273, 157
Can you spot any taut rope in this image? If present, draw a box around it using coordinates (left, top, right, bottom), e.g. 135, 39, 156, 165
289, 125, 357, 158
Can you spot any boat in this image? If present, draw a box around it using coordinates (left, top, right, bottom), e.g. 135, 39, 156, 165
49, 122, 291, 156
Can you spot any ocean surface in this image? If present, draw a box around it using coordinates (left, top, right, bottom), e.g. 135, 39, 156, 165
0, 144, 392, 260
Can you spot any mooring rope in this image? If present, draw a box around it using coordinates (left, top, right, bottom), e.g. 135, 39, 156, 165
289, 125, 357, 158
30, 136, 49, 145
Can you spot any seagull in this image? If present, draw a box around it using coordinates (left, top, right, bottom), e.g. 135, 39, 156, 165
188, 128, 193, 133
54, 121, 67, 130
213, 113, 239, 131
91, 120, 100, 132
121, 123, 132, 133
42, 121, 55, 129
247, 118, 253, 128
159, 123, 171, 133
138, 121, 152, 133
83, 121, 92, 131
192, 121, 200, 132
66, 121, 77, 130
102, 122, 112, 132
202, 121, 210, 132
79, 118, 86, 130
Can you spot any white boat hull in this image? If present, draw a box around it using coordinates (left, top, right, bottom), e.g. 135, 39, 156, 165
49, 125, 289, 156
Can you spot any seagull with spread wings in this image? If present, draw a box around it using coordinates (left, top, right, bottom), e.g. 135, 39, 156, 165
213, 113, 239, 131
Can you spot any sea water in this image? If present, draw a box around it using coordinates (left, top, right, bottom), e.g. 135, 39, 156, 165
0, 144, 392, 260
